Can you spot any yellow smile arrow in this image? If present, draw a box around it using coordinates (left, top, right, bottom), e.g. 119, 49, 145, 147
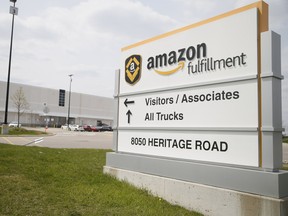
154, 61, 185, 75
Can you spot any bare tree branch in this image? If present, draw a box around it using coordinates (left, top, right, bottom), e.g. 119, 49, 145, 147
11, 87, 30, 127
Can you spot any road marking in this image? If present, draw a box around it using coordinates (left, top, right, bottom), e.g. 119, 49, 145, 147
24, 137, 44, 146
1, 137, 14, 145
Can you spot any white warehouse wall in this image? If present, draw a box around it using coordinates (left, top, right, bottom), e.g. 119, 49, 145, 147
0, 80, 114, 127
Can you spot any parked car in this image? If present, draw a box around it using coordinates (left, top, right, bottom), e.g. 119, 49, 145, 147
61, 124, 69, 130
99, 124, 113, 132
69, 125, 84, 131
83, 125, 92, 132
83, 125, 102, 132
9, 121, 21, 127
61, 124, 84, 131
77, 125, 84, 131
90, 126, 99, 132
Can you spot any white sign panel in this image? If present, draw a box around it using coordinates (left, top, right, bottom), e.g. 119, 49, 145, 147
118, 130, 259, 167
119, 79, 258, 128
120, 8, 257, 94
117, 7, 260, 167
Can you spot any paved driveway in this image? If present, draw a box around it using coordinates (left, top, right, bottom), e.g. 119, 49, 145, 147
0, 127, 113, 149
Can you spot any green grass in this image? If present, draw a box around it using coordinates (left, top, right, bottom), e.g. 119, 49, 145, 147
283, 136, 288, 144
0, 127, 47, 136
0, 144, 202, 216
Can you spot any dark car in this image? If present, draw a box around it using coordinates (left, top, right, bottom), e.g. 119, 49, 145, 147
97, 124, 112, 132
100, 125, 113, 131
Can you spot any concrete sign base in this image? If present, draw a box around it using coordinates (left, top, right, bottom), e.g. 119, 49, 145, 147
104, 152, 288, 216
1, 124, 9, 135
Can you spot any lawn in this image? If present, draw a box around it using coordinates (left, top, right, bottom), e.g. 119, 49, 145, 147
0, 144, 201, 216
0, 127, 47, 135
283, 136, 288, 144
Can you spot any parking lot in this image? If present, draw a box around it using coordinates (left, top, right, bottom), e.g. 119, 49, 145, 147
0, 127, 113, 149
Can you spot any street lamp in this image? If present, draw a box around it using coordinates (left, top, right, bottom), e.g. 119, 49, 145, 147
2, 0, 18, 134
67, 74, 73, 130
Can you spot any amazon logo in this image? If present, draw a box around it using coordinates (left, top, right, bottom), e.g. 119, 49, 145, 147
147, 43, 207, 75
125, 55, 142, 85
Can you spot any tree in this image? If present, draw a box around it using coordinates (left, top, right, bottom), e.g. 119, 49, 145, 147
11, 87, 29, 127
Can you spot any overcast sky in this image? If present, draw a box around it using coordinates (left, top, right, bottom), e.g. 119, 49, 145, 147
0, 0, 287, 129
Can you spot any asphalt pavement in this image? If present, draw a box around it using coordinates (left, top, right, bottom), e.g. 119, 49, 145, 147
0, 127, 113, 149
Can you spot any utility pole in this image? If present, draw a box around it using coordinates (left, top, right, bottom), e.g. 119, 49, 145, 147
2, 0, 18, 135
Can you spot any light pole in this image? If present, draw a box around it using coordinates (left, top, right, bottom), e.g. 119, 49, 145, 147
2, 0, 18, 134
67, 74, 73, 130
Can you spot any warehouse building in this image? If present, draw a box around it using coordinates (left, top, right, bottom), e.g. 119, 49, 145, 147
0, 80, 114, 127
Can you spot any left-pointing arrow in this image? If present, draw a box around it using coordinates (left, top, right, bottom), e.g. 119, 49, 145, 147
124, 98, 135, 107
126, 110, 132, 124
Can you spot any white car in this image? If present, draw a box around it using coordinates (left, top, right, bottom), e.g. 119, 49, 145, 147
61, 124, 84, 131
69, 124, 84, 131
9, 121, 21, 127
61, 124, 69, 130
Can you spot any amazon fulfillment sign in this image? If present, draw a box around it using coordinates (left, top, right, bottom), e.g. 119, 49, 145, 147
114, 2, 277, 168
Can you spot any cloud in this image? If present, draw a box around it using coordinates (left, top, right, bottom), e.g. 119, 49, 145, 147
0, 0, 288, 133
0, 0, 181, 98
267, 0, 288, 38
172, 0, 219, 13
79, 0, 178, 43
